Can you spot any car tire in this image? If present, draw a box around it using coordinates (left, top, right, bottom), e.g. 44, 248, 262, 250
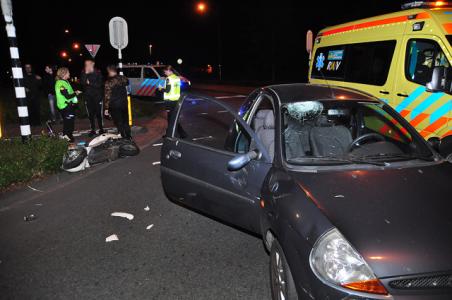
270, 239, 298, 300
62, 147, 87, 170
118, 140, 140, 157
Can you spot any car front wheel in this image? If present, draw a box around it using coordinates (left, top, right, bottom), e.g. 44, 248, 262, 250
270, 239, 298, 300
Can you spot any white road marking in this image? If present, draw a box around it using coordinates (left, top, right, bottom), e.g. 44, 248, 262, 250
144, 206, 150, 211
217, 110, 228, 113
111, 212, 134, 220
199, 112, 208, 115
215, 95, 246, 99
146, 224, 154, 230
152, 143, 163, 147
152, 161, 161, 166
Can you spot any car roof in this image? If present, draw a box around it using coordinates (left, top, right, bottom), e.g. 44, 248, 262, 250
265, 83, 380, 104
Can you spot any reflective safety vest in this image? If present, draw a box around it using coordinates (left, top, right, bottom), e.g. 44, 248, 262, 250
55, 79, 78, 110
164, 74, 181, 101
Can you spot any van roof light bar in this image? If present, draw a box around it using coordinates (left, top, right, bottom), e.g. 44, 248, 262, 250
402, 1, 452, 9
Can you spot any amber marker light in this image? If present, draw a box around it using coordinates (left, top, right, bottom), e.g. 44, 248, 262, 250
342, 279, 388, 295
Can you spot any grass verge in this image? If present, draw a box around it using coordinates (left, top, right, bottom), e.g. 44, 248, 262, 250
0, 136, 68, 190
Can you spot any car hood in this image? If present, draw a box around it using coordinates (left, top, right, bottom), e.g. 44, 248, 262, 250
292, 162, 452, 278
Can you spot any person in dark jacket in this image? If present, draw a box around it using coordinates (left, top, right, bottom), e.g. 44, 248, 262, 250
81, 59, 104, 136
23, 64, 42, 126
104, 65, 131, 139
43, 65, 59, 123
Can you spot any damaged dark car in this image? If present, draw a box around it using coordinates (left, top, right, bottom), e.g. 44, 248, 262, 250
160, 84, 452, 300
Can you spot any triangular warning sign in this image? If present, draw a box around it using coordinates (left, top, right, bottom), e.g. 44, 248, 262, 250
85, 44, 101, 58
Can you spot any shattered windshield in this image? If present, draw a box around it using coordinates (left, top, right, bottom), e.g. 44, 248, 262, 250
282, 100, 433, 166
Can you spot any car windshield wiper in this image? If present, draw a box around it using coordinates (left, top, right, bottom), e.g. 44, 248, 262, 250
289, 156, 386, 166
357, 153, 435, 162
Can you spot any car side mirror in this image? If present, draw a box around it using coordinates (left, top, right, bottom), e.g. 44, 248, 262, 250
439, 135, 452, 160
426, 66, 444, 92
428, 137, 440, 151
227, 150, 260, 171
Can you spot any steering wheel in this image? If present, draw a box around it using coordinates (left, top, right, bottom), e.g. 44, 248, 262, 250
347, 133, 385, 153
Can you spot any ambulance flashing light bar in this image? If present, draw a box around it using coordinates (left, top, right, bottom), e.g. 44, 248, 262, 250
402, 1, 452, 10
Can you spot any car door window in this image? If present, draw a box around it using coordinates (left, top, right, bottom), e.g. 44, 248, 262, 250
176, 98, 252, 154
143, 67, 158, 79
405, 39, 450, 85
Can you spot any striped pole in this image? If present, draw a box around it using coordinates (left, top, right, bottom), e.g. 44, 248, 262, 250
1, 0, 31, 141
117, 47, 133, 126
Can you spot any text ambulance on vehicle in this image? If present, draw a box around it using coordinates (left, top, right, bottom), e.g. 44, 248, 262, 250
309, 1, 452, 140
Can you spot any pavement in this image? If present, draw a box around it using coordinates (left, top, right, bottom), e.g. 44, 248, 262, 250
0, 87, 271, 300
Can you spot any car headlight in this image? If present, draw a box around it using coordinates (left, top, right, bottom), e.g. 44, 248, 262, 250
310, 228, 388, 296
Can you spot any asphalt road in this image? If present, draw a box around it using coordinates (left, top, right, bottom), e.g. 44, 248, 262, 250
0, 88, 271, 300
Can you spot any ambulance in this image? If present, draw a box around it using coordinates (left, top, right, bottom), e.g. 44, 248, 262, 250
309, 1, 452, 139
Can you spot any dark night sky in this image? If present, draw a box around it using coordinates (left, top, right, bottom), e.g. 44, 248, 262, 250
0, 0, 402, 83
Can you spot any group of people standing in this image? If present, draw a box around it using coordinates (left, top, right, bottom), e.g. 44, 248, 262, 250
23, 61, 181, 143
52, 59, 130, 142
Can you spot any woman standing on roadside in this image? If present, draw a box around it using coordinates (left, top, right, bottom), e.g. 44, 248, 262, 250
55, 67, 81, 142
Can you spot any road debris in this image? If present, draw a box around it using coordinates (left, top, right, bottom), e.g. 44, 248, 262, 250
24, 214, 36, 222
144, 206, 150, 211
111, 212, 134, 220
105, 234, 119, 242
27, 185, 44, 192
146, 224, 154, 230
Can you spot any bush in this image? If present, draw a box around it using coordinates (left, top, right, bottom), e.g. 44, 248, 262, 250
0, 136, 68, 190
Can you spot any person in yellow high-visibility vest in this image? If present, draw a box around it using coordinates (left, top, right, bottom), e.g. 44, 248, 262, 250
159, 65, 181, 117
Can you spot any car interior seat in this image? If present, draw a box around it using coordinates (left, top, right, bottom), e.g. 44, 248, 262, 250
309, 115, 353, 157
284, 119, 309, 160
253, 109, 272, 132
257, 110, 275, 160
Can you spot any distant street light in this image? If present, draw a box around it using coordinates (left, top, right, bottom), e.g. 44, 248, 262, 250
195, 1, 223, 80
60, 51, 68, 58
177, 58, 183, 65
64, 28, 69, 34
72, 42, 80, 50
196, 2, 207, 14
149, 44, 152, 57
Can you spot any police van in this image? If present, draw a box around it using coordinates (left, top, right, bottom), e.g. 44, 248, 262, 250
122, 64, 191, 98
309, 1, 452, 139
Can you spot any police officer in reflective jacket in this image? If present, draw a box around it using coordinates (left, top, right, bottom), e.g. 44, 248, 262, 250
55, 67, 81, 142
159, 65, 181, 117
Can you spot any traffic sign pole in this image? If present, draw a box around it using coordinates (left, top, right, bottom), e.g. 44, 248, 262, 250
1, 0, 31, 141
108, 17, 132, 126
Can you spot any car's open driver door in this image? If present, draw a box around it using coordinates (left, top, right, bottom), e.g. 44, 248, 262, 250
160, 94, 272, 233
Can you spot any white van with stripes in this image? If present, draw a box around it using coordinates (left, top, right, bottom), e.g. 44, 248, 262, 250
122, 64, 191, 98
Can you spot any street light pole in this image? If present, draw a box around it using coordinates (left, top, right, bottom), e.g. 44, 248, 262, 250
1, 0, 31, 141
